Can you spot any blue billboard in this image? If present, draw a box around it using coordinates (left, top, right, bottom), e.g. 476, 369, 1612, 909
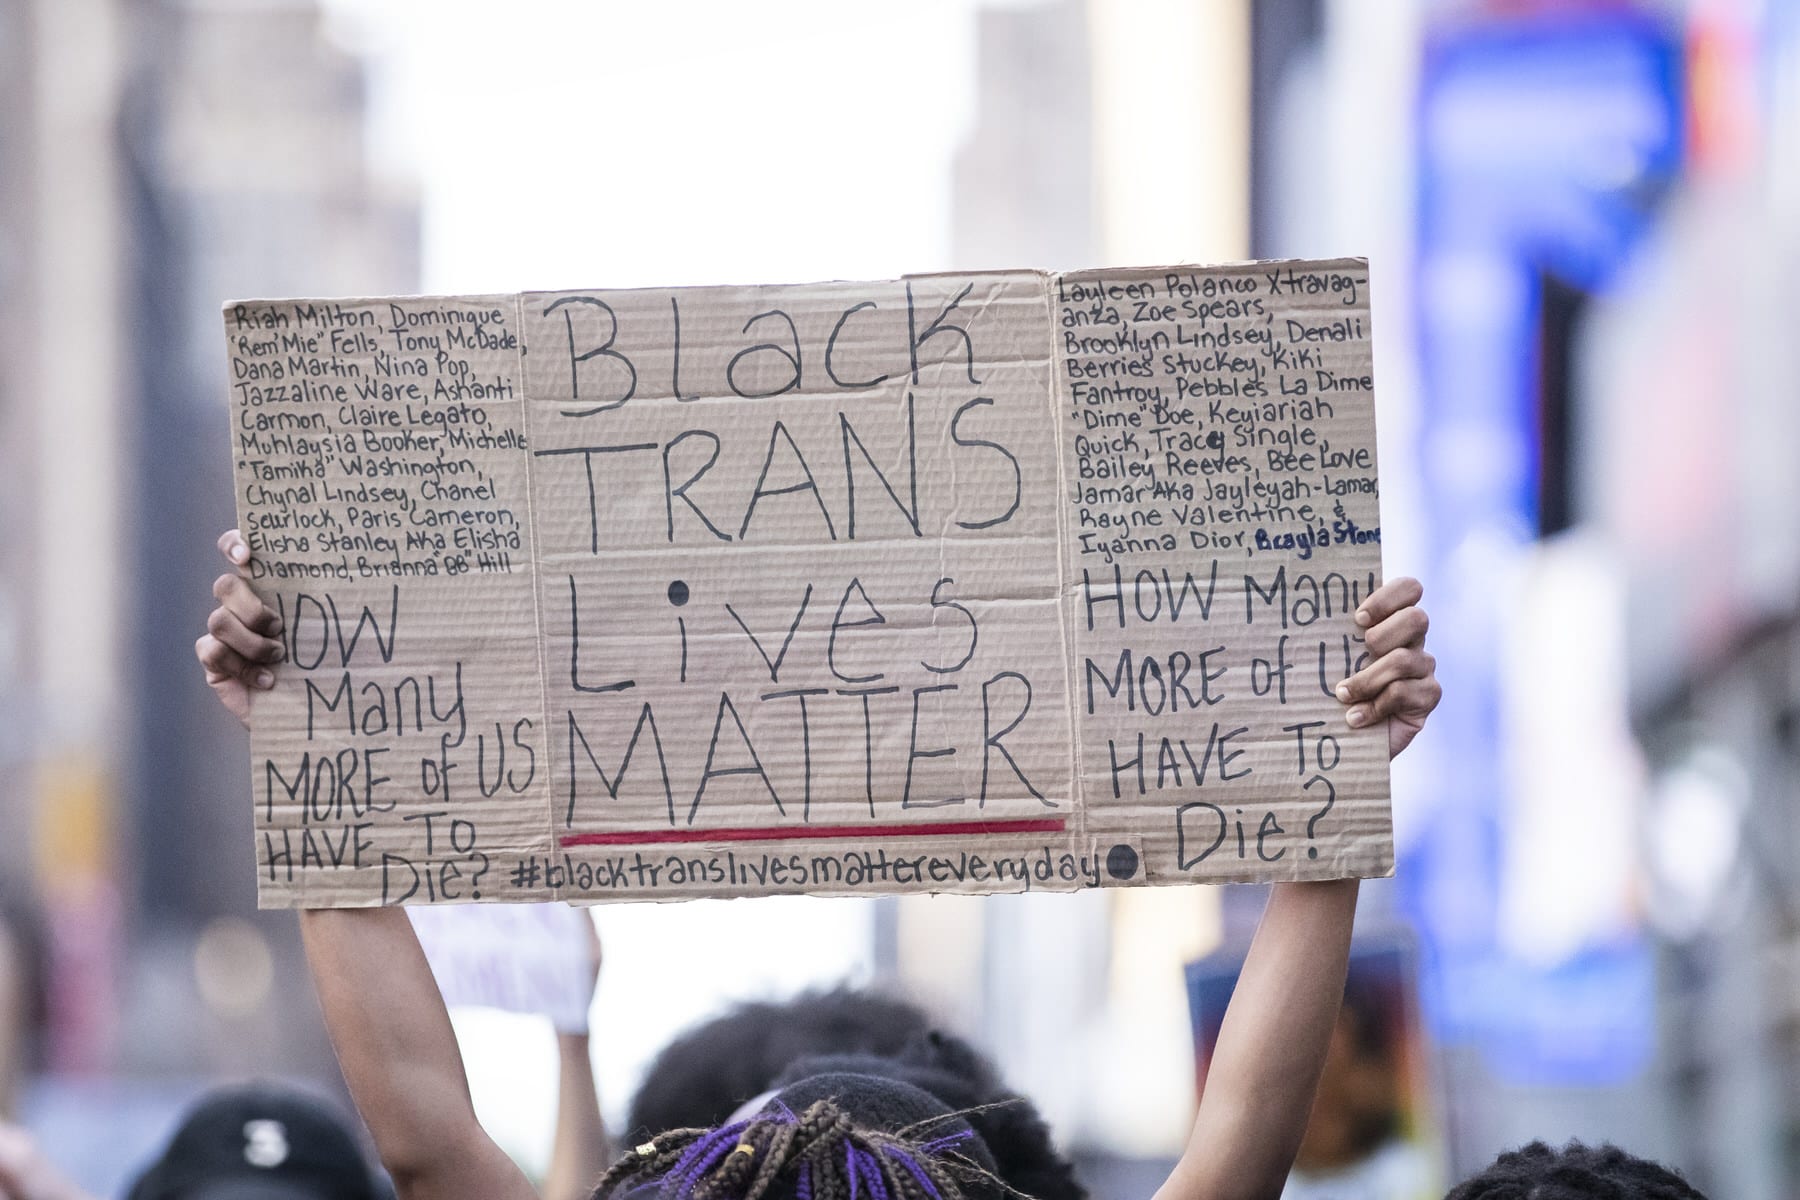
1406, 6, 1681, 1084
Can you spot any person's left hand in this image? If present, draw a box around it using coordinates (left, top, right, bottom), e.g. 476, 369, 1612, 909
1335, 577, 1440, 760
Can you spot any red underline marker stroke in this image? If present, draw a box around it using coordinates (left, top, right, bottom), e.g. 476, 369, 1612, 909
559, 817, 1067, 849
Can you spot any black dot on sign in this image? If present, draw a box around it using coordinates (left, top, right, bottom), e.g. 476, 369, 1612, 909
667, 580, 690, 607
1105, 843, 1139, 880
471, 890, 481, 899
1307, 847, 1318, 860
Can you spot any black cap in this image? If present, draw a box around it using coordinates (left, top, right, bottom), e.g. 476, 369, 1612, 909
126, 1082, 386, 1200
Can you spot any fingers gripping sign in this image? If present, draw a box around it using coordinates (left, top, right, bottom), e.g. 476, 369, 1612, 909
195, 528, 284, 728
1334, 576, 1440, 759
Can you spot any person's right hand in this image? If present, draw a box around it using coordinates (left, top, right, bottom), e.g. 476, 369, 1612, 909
194, 528, 283, 728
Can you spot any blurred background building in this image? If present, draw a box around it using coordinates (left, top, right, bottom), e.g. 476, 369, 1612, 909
2, 0, 1799, 1197
0, 0, 416, 1170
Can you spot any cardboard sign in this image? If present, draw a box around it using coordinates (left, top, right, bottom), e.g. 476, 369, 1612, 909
224, 258, 1390, 908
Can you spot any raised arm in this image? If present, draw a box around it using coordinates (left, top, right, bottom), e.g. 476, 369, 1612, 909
198, 531, 536, 1200
300, 909, 537, 1200
544, 916, 609, 1200
1156, 578, 1438, 1200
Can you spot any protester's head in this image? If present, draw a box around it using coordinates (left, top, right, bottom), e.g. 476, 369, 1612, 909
596, 1073, 1006, 1200
629, 989, 942, 1134
1446, 1141, 1707, 1200
769, 1053, 1079, 1200
628, 988, 1084, 1200
126, 1081, 387, 1200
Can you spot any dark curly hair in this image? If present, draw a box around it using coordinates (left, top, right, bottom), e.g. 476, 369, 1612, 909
628, 990, 942, 1135
1445, 1141, 1707, 1200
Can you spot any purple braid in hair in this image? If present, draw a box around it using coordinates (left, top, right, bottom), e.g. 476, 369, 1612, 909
882, 1147, 946, 1200
916, 1132, 973, 1158
856, 1145, 896, 1200
664, 1120, 755, 1200
851, 1144, 897, 1200
593, 1098, 978, 1200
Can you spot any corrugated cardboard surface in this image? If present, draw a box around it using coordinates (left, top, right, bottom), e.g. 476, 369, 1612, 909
222, 259, 1388, 907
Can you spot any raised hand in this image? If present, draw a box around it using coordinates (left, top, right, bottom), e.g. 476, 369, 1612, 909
193, 529, 283, 728
1336, 576, 1439, 759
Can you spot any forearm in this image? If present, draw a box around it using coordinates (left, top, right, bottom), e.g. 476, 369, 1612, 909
1158, 879, 1359, 1200
543, 1032, 608, 1200
299, 908, 532, 1200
